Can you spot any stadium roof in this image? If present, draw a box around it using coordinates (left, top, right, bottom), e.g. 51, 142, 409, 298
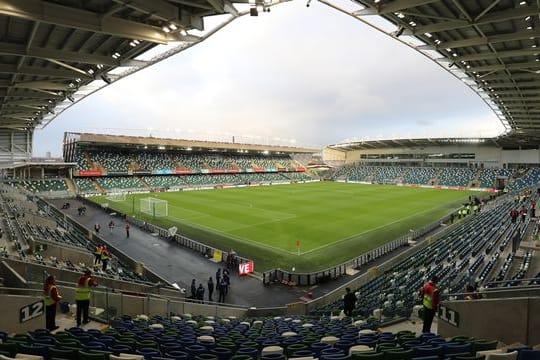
65, 132, 318, 153
0, 0, 281, 131
1, 0, 540, 146
319, 0, 540, 145
327, 134, 540, 151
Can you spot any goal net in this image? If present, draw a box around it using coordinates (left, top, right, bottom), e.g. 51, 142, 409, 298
140, 197, 168, 217
106, 189, 126, 202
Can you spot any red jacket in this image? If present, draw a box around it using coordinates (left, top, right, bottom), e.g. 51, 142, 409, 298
421, 281, 439, 309
78, 274, 98, 288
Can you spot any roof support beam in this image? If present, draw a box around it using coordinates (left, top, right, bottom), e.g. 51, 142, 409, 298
0, 64, 92, 79
456, 48, 540, 62
354, 0, 439, 15
14, 81, 70, 91
0, 0, 178, 44
470, 62, 540, 73
421, 30, 540, 49
0, 41, 119, 66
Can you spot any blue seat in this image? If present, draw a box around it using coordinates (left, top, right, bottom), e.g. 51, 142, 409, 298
19, 344, 49, 358
137, 347, 162, 360
292, 350, 314, 358
211, 347, 232, 360
320, 354, 350, 360
311, 342, 331, 356
444, 343, 471, 356
236, 348, 259, 359
518, 349, 540, 360
165, 351, 189, 360
412, 356, 439, 360
108, 345, 133, 355
414, 346, 442, 357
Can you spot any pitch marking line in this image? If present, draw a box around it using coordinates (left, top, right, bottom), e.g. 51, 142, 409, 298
299, 202, 456, 256
166, 215, 297, 255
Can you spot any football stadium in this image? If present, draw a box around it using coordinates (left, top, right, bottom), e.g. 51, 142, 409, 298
0, 0, 540, 357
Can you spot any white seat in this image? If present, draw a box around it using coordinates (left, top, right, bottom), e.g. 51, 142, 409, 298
15, 355, 43, 360
358, 329, 376, 335
135, 314, 149, 321
485, 351, 518, 360
302, 323, 314, 328
321, 336, 339, 345
118, 354, 144, 360
183, 313, 192, 319
149, 323, 164, 329
282, 331, 297, 337
171, 316, 182, 322
240, 321, 251, 328
349, 345, 373, 355
261, 346, 284, 356
197, 335, 215, 344
110, 355, 143, 360
353, 320, 365, 327
199, 326, 214, 332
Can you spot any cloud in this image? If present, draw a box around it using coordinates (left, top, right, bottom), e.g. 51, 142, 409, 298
34, 0, 501, 156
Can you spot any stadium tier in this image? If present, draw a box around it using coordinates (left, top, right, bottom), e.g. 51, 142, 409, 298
17, 180, 69, 194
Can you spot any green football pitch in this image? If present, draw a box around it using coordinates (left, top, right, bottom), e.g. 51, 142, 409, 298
90, 182, 478, 272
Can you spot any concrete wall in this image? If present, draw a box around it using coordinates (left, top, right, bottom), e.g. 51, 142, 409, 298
438, 297, 540, 345
0, 295, 45, 334
30, 239, 94, 264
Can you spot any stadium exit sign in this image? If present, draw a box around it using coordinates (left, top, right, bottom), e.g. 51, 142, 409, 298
238, 261, 254, 275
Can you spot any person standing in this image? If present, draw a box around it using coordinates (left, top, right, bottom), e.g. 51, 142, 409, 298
190, 279, 197, 300
93, 245, 103, 265
108, 220, 115, 234
125, 223, 130, 238
207, 277, 214, 302
94, 223, 101, 233
100, 246, 110, 271
510, 208, 518, 223
419, 275, 440, 333
196, 283, 205, 304
75, 270, 98, 327
215, 269, 221, 291
218, 277, 227, 303
343, 287, 357, 317
43, 275, 61, 331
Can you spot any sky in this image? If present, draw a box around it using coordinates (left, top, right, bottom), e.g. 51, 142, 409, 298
33, 0, 506, 157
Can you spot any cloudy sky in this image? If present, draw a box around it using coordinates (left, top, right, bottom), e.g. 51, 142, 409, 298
33, 0, 506, 156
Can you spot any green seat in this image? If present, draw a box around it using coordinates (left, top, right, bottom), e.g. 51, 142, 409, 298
471, 340, 498, 354
451, 336, 475, 343
0, 342, 19, 357
352, 353, 384, 360
78, 350, 107, 360
50, 347, 79, 360
230, 355, 252, 360
136, 340, 158, 350
58, 340, 81, 348
383, 349, 413, 360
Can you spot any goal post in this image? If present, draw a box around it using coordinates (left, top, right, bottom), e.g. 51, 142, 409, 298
140, 197, 168, 218
106, 189, 126, 202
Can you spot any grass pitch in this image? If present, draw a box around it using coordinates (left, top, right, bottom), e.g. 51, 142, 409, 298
90, 182, 477, 272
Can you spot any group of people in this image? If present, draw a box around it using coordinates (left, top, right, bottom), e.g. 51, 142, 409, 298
43, 269, 98, 331
93, 245, 111, 271
94, 220, 130, 237
190, 268, 231, 304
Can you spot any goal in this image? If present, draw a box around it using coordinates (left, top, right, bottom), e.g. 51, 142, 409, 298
140, 197, 168, 217
106, 189, 126, 202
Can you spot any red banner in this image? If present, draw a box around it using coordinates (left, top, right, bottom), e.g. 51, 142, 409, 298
78, 170, 102, 177
254, 168, 265, 173
238, 261, 254, 275
175, 170, 193, 174
296, 167, 306, 172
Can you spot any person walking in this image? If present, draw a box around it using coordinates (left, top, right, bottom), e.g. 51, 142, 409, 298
207, 277, 214, 302
343, 287, 357, 317
43, 275, 61, 331
419, 275, 440, 333
94, 223, 101, 233
125, 223, 130, 238
215, 269, 221, 291
108, 220, 115, 234
75, 270, 98, 327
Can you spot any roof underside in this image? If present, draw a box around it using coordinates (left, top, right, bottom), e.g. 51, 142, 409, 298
0, 0, 266, 131
321, 0, 540, 145
1, 0, 540, 146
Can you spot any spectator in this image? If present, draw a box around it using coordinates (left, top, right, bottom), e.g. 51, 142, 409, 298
43, 275, 61, 331
94, 223, 100, 233
108, 220, 115, 234
125, 223, 130, 238
100, 246, 110, 271
464, 284, 481, 300
215, 269, 221, 291
93, 245, 103, 265
75, 270, 98, 327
